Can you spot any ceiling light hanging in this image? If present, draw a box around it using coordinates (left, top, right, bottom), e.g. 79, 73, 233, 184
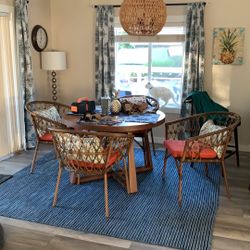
119, 0, 167, 36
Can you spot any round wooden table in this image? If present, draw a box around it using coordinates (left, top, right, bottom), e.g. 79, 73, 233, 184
62, 111, 165, 193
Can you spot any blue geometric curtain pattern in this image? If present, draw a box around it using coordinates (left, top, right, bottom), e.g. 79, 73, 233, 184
95, 6, 115, 102
15, 0, 35, 149
181, 2, 205, 116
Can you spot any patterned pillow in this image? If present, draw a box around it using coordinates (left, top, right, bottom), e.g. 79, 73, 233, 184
199, 120, 214, 135
121, 96, 146, 104
34, 106, 61, 121
199, 120, 227, 158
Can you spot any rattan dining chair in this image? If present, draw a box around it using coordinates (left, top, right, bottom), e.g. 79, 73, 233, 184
50, 128, 134, 218
118, 95, 159, 155
162, 111, 241, 205
184, 91, 241, 166
25, 101, 70, 173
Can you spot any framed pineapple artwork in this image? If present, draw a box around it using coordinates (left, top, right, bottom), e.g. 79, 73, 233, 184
212, 27, 245, 65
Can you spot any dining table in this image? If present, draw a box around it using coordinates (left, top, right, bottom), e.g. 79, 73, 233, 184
61, 110, 165, 193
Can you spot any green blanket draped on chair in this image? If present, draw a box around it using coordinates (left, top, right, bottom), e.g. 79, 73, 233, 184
185, 91, 228, 113
185, 91, 229, 124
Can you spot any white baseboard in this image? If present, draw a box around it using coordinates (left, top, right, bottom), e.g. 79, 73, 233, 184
153, 136, 165, 145
0, 153, 14, 162
238, 145, 250, 152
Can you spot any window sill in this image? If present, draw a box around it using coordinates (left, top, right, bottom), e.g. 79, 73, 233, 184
160, 107, 181, 115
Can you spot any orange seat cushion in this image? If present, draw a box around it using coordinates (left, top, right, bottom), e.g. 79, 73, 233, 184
68, 152, 120, 169
163, 140, 217, 159
39, 133, 53, 142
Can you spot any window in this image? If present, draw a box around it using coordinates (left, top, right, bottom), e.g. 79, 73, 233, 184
114, 16, 186, 113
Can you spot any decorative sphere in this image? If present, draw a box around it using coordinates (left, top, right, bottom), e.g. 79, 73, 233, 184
111, 99, 122, 114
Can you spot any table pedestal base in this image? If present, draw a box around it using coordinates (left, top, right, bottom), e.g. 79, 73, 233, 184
70, 132, 154, 194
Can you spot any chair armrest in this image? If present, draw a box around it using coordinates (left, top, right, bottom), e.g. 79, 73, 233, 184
32, 113, 67, 137
56, 104, 71, 117
183, 126, 232, 160
165, 115, 203, 140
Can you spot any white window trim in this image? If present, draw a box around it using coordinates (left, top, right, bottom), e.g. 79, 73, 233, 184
115, 34, 185, 43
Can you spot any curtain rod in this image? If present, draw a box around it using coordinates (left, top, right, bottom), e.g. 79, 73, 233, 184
94, 2, 206, 8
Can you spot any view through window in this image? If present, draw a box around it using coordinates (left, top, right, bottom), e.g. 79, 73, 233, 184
115, 26, 185, 112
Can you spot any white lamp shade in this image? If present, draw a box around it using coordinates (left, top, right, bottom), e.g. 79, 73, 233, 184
41, 51, 67, 71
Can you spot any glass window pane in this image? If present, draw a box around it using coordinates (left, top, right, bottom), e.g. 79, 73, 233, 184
115, 42, 149, 95
149, 43, 184, 109
115, 25, 185, 112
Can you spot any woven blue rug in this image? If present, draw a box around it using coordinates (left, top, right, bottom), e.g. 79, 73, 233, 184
0, 149, 220, 250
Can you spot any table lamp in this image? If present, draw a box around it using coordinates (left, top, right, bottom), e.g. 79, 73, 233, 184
41, 51, 67, 101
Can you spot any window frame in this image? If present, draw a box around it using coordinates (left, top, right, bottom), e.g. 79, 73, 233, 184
115, 40, 185, 114
114, 10, 187, 113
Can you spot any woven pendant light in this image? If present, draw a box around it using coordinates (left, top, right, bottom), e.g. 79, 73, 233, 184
119, 0, 167, 36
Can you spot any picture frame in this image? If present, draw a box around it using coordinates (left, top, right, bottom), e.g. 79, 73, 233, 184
212, 27, 245, 65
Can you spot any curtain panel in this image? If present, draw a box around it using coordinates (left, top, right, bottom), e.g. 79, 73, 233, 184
181, 2, 205, 116
0, 15, 24, 156
15, 0, 35, 149
95, 6, 115, 102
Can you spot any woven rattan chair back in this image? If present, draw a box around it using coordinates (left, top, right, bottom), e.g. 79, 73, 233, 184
119, 95, 159, 111
25, 101, 70, 173
162, 111, 241, 205
50, 128, 134, 218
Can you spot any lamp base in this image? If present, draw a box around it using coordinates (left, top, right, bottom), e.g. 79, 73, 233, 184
51, 71, 57, 101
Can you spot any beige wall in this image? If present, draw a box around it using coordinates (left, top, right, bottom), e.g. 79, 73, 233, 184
203, 0, 250, 151
28, 0, 51, 100
50, 0, 95, 104
29, 0, 250, 150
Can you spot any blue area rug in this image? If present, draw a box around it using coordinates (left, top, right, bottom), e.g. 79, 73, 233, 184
0, 149, 220, 250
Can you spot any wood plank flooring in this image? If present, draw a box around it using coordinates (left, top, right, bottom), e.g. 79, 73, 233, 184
0, 144, 249, 250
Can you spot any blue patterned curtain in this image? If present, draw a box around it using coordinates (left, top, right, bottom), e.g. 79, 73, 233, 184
181, 2, 205, 116
95, 6, 115, 102
15, 0, 35, 148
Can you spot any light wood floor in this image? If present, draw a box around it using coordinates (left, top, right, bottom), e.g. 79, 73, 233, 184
0, 144, 249, 250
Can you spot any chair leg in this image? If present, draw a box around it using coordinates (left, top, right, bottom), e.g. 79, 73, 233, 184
150, 129, 156, 156
190, 162, 194, 168
53, 161, 63, 207
142, 136, 147, 167
104, 172, 109, 218
30, 141, 40, 174
234, 126, 240, 167
162, 150, 170, 177
77, 174, 81, 185
123, 158, 130, 193
205, 163, 208, 177
221, 161, 231, 199
178, 162, 183, 206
